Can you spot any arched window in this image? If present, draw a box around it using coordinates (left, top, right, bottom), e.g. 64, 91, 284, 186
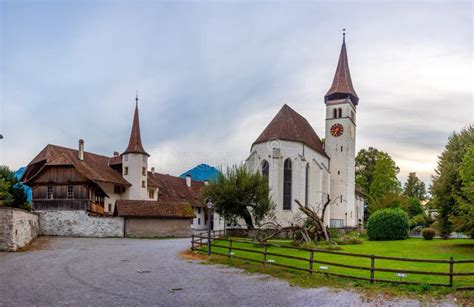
305, 163, 310, 207
333, 108, 337, 118
338, 108, 342, 118
283, 158, 292, 210
261, 160, 269, 178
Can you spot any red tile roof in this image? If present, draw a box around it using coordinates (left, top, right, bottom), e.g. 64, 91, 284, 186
253, 104, 327, 157
148, 172, 205, 208
325, 36, 359, 105
115, 200, 195, 218
122, 103, 149, 156
23, 144, 131, 186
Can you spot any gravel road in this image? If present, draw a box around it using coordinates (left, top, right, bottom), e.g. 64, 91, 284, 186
0, 237, 431, 306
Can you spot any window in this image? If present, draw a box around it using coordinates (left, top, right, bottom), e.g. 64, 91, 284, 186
149, 189, 154, 199
124, 154, 128, 162
261, 160, 269, 178
67, 185, 74, 199
351, 110, 355, 121
333, 108, 337, 118
283, 158, 292, 210
338, 170, 340, 175
198, 208, 201, 214
114, 185, 122, 194
142, 155, 147, 163
95, 195, 104, 205
305, 164, 309, 207
47, 186, 53, 199
124, 167, 128, 175
142, 167, 146, 176
108, 204, 112, 212
330, 219, 344, 228
198, 218, 201, 225
142, 180, 146, 188
338, 108, 342, 118
341, 146, 343, 152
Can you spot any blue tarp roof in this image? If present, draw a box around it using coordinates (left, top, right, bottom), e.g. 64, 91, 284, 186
14, 167, 32, 202
179, 164, 220, 182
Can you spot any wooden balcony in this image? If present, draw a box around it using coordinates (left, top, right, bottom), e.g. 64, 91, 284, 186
33, 199, 104, 215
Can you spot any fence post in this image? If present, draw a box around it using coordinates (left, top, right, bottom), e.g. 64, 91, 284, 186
191, 234, 194, 251
229, 239, 233, 257
449, 257, 454, 287
309, 250, 314, 274
370, 254, 375, 283
263, 242, 268, 264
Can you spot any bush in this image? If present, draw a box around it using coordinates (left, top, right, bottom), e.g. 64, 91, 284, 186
367, 208, 409, 241
333, 236, 362, 245
421, 228, 436, 240
409, 214, 427, 229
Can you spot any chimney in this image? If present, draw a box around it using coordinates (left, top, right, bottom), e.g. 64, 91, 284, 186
204, 180, 209, 186
113, 151, 119, 156
78, 139, 84, 161
151, 167, 155, 174
186, 174, 192, 187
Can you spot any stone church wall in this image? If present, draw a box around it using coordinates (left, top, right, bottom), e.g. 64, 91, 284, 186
37, 210, 124, 237
0, 208, 39, 251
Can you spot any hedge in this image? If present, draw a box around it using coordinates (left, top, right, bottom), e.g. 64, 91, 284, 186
367, 208, 409, 241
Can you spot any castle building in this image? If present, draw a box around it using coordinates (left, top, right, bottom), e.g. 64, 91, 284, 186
245, 33, 364, 228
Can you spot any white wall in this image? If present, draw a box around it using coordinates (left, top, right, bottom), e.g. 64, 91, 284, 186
0, 208, 39, 251
191, 207, 206, 230
245, 140, 331, 227
122, 153, 148, 200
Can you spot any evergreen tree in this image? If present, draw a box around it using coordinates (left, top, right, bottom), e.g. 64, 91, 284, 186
403, 172, 426, 200
0, 165, 29, 210
369, 153, 401, 200
430, 126, 474, 238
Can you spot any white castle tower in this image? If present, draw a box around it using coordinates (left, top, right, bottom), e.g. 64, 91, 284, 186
122, 95, 150, 200
325, 31, 359, 228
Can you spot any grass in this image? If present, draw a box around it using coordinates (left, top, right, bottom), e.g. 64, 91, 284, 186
193, 237, 474, 300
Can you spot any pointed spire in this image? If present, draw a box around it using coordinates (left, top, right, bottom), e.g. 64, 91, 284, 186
122, 94, 149, 156
325, 29, 359, 105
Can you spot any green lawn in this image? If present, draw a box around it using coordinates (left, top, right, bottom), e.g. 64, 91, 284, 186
196, 237, 474, 289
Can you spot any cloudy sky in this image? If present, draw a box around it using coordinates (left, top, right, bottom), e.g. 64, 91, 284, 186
0, 0, 472, 186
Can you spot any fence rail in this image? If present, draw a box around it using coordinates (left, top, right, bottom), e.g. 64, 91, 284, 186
191, 235, 474, 290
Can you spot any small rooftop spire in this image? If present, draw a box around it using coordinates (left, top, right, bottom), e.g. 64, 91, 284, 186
324, 29, 359, 105
122, 94, 149, 156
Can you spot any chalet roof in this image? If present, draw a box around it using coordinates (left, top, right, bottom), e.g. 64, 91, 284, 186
252, 104, 327, 157
115, 200, 195, 218
148, 172, 205, 208
22, 144, 131, 186
325, 34, 359, 105
123, 102, 149, 156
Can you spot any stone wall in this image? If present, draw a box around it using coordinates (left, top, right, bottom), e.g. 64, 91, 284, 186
0, 208, 39, 251
37, 211, 124, 237
124, 218, 192, 238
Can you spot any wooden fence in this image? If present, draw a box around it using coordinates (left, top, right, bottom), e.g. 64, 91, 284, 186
191, 235, 474, 290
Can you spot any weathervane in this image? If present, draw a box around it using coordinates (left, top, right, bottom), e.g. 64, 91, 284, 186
343, 28, 346, 42
135, 91, 139, 106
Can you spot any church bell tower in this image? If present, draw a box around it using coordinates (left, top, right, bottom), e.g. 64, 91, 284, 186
325, 30, 359, 228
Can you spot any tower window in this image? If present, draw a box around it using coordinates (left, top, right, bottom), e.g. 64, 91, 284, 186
338, 108, 342, 118
341, 146, 343, 152
283, 158, 292, 210
142, 180, 146, 188
338, 170, 340, 175
124, 154, 128, 162
142, 155, 147, 163
333, 108, 337, 118
351, 110, 355, 121
124, 167, 128, 175
142, 167, 146, 176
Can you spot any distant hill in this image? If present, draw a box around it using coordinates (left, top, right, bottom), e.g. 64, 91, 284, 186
179, 164, 220, 182
14, 167, 33, 202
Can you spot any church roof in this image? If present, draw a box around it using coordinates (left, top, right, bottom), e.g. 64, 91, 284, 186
325, 33, 359, 105
253, 104, 327, 157
123, 100, 149, 156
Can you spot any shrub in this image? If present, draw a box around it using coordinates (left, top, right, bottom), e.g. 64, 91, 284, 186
367, 208, 409, 241
421, 228, 436, 240
333, 236, 362, 245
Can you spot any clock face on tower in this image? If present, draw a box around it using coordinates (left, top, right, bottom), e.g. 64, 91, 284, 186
330, 123, 344, 137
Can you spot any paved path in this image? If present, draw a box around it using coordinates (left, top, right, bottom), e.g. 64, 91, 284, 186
0, 237, 425, 306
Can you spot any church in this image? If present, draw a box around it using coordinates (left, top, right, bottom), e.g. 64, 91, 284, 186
245, 33, 364, 228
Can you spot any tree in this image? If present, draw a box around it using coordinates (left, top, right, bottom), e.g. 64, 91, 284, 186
369, 154, 401, 206
403, 172, 426, 201
430, 126, 474, 238
200, 165, 274, 230
450, 147, 474, 237
0, 165, 29, 210
356, 147, 400, 195
295, 196, 332, 242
